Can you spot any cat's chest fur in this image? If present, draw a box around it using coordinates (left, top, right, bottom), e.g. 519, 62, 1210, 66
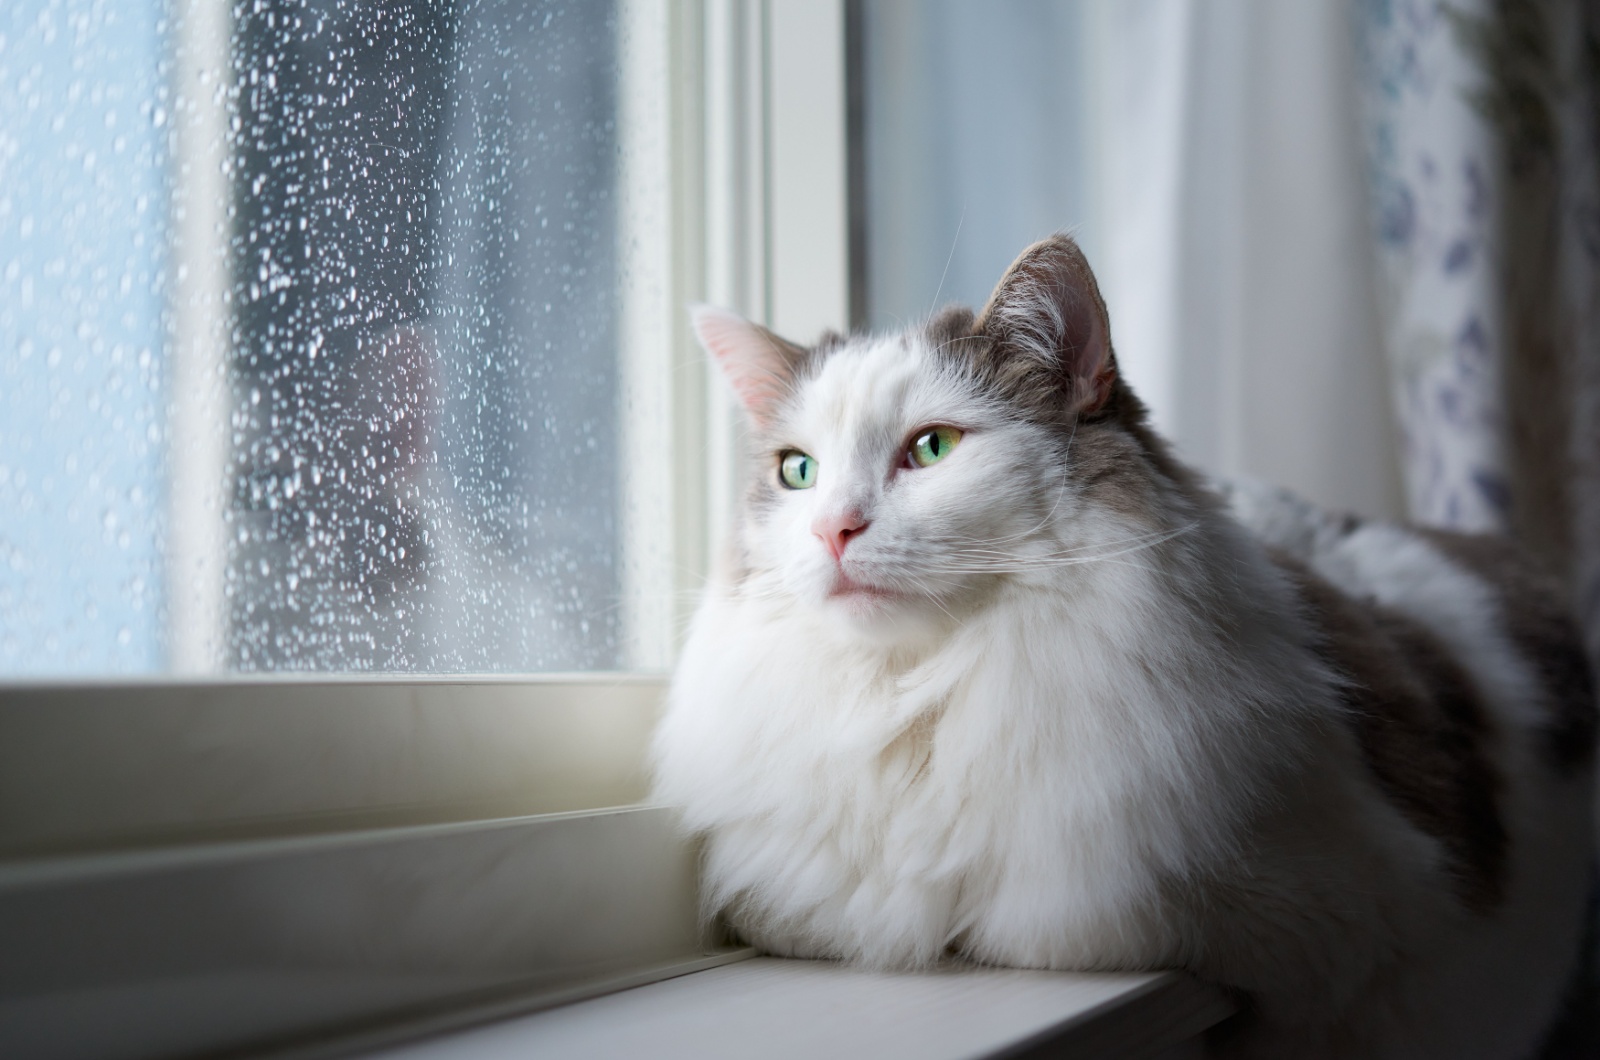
655, 542, 1322, 972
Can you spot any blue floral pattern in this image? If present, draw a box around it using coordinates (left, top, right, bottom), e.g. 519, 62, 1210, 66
1356, 0, 1511, 531
1359, 0, 1600, 671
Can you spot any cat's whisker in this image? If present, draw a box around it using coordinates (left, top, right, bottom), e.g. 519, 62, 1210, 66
928, 208, 965, 315
944, 522, 1198, 564
951, 478, 1075, 548
913, 555, 1176, 581
940, 495, 1180, 559
908, 536, 1196, 578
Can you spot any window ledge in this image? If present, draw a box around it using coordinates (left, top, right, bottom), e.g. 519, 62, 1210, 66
2, 683, 1234, 1060
370, 956, 1234, 1060
0, 806, 724, 1060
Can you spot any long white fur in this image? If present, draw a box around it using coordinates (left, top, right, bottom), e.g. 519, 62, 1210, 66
654, 334, 1593, 1058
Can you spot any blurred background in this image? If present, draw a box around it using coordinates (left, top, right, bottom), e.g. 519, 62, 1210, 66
1, 0, 1597, 676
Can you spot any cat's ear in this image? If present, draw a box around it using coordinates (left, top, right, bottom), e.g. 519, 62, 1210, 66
691, 305, 809, 426
975, 235, 1116, 415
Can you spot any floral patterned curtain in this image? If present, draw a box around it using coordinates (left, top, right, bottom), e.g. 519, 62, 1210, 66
1358, 0, 1600, 672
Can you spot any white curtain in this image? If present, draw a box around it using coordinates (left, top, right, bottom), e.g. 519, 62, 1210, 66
1089, 0, 1405, 522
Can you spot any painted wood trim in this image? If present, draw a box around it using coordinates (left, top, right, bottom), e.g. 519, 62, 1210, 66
0, 676, 665, 858
0, 807, 738, 1060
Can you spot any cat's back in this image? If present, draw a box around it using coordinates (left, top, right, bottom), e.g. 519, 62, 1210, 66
1228, 481, 1596, 1058
1228, 479, 1595, 784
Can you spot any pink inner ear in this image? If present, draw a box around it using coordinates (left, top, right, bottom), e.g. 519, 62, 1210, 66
1062, 292, 1114, 413
691, 305, 796, 424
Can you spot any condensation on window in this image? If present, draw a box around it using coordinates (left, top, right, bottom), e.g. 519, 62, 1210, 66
1, 0, 631, 675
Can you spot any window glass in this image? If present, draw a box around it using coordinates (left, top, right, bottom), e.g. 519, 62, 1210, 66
1, 0, 635, 675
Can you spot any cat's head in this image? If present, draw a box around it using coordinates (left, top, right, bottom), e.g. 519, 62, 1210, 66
697, 235, 1165, 639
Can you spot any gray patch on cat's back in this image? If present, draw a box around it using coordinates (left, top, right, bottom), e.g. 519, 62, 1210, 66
1418, 530, 1598, 775
1273, 550, 1510, 913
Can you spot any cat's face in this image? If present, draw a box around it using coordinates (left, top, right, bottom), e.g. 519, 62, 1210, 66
696, 235, 1122, 640
740, 333, 1065, 635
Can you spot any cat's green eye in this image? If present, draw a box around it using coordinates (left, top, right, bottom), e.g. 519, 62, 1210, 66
779, 450, 818, 490
910, 426, 963, 468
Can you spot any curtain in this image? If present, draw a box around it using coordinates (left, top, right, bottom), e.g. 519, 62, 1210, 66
1090, 0, 1407, 522
1357, 0, 1600, 670
1360, 10, 1600, 1047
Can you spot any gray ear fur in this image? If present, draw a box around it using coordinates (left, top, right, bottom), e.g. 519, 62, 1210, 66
974, 234, 1116, 416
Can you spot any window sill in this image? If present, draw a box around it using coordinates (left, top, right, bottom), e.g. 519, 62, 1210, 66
370, 957, 1234, 1060
1, 806, 730, 1059
2, 680, 1235, 1060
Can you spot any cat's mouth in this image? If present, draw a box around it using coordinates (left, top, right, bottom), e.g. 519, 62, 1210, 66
827, 572, 900, 603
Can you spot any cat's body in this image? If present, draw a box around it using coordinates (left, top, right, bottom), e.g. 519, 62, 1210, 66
651, 236, 1596, 1058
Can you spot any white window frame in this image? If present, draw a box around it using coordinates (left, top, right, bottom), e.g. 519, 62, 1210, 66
1, 1, 850, 1055
6, 0, 854, 852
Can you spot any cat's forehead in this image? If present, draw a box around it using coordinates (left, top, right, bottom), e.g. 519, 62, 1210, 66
810, 335, 922, 405
786, 332, 968, 435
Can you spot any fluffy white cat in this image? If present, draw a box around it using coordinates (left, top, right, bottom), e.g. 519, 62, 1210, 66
651, 235, 1595, 1058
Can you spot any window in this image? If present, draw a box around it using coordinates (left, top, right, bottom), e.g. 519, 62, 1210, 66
0, 0, 733, 678
1, 6, 851, 1054
225, 1, 627, 672
0, 0, 853, 815
0, 3, 864, 1057
0, 1, 172, 675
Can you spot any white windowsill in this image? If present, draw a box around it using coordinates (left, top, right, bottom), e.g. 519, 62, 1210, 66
3, 676, 1236, 1060
370, 956, 1234, 1060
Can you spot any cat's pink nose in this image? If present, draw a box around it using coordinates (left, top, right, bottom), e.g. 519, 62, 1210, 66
813, 510, 868, 562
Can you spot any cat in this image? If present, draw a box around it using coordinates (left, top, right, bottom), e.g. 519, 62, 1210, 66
650, 234, 1597, 1058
